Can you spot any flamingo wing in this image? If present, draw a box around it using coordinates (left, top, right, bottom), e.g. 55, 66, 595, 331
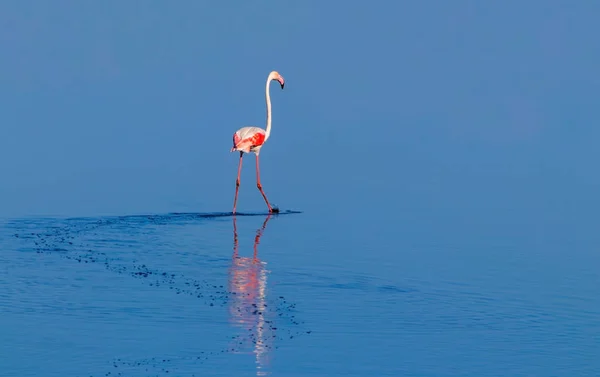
232, 127, 266, 152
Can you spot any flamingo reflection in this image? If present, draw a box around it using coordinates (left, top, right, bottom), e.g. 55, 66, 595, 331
228, 214, 274, 376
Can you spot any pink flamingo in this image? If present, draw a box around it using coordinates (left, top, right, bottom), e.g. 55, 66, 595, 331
230, 71, 285, 214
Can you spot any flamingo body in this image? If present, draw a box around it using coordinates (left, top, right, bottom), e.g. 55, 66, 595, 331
231, 126, 266, 154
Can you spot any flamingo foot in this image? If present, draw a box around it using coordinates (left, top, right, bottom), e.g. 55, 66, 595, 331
269, 206, 280, 214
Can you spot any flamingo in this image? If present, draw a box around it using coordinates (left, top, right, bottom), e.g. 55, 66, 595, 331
230, 70, 285, 214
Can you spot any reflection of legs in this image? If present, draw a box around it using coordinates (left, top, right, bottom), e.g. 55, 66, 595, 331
232, 216, 239, 258
233, 152, 243, 214
255, 154, 276, 213
253, 214, 272, 260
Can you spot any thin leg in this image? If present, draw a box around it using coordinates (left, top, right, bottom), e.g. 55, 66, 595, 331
233, 152, 243, 214
255, 154, 277, 213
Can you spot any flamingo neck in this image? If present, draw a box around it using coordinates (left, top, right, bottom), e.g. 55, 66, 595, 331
264, 76, 273, 141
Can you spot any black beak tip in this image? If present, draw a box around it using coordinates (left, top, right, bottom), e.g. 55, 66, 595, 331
281, 83, 285, 89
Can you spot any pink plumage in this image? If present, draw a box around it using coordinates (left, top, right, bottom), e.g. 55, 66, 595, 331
231, 127, 266, 154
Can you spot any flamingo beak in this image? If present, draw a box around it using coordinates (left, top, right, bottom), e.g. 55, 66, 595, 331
278, 78, 285, 89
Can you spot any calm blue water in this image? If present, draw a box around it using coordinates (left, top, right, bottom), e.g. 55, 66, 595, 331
2, 199, 599, 376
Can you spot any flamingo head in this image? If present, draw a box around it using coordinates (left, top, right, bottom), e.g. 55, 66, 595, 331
270, 71, 285, 89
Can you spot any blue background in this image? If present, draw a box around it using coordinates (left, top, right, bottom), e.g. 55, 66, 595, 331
1, 1, 598, 220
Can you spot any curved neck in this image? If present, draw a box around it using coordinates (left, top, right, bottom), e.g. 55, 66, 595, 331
264, 77, 273, 140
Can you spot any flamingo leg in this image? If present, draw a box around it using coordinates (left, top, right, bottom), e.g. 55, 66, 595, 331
233, 152, 243, 214
255, 154, 276, 213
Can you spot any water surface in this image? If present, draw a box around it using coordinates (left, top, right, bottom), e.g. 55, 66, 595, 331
2, 203, 599, 376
